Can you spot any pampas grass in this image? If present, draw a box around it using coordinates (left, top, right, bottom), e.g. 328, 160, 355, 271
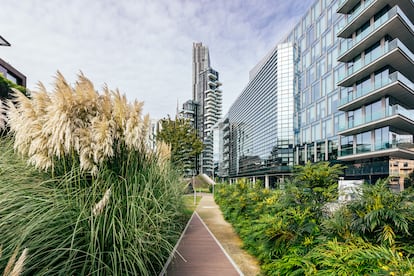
7, 72, 153, 176
0, 99, 7, 131
92, 188, 111, 216
1, 73, 186, 275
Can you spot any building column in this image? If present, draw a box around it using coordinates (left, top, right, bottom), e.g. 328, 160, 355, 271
265, 175, 270, 189
252, 176, 256, 184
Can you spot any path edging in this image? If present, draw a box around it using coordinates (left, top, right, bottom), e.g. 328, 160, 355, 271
194, 211, 244, 276
158, 211, 196, 276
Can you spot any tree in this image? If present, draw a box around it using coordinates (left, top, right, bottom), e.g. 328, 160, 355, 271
156, 117, 203, 175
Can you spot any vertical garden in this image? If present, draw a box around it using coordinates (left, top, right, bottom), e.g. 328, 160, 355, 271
0, 73, 187, 275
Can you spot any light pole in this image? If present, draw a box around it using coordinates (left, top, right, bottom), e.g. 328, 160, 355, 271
193, 169, 196, 206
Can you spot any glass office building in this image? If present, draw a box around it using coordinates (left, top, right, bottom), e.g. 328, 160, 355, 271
220, 43, 299, 187
220, 0, 414, 189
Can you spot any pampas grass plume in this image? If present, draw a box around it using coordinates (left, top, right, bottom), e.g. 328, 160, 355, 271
92, 188, 111, 216
10, 248, 28, 276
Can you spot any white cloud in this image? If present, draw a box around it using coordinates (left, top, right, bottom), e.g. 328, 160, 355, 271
0, 0, 314, 119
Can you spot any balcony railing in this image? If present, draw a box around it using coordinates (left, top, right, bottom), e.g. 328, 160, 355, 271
341, 139, 414, 158
339, 7, 400, 57
347, 103, 414, 130
337, 39, 412, 84
339, 72, 414, 106
343, 0, 374, 28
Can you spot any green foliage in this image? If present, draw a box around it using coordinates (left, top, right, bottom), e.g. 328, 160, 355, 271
404, 170, 414, 190
0, 73, 28, 98
157, 117, 203, 174
215, 164, 414, 275
346, 179, 414, 246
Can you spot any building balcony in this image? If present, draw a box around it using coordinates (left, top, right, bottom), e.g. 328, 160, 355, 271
337, 0, 414, 37
337, 39, 414, 87
338, 104, 414, 136
338, 6, 414, 62
204, 101, 215, 109
208, 72, 217, 80
338, 0, 380, 37
339, 72, 414, 111
339, 141, 414, 161
208, 81, 217, 88
337, 0, 362, 14
223, 131, 230, 139
204, 94, 216, 102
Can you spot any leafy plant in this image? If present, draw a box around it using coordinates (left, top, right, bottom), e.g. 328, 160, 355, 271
215, 164, 414, 275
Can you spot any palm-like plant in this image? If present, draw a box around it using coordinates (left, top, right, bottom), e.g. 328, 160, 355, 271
347, 179, 414, 246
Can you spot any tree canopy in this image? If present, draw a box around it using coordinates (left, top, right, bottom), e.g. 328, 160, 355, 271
156, 117, 203, 175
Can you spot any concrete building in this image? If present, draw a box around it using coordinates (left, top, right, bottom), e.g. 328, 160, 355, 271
219, 0, 414, 190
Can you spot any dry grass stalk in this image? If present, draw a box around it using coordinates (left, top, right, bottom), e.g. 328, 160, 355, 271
92, 188, 111, 216
2, 247, 19, 276
7, 72, 154, 175
0, 99, 6, 130
9, 248, 28, 276
156, 141, 171, 167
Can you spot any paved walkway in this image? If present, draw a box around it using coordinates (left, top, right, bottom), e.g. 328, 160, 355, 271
196, 194, 261, 276
161, 194, 261, 276
163, 212, 241, 275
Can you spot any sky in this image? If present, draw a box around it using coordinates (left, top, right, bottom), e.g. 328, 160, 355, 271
0, 0, 314, 119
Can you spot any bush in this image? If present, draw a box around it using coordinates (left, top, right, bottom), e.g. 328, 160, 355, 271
215, 164, 414, 275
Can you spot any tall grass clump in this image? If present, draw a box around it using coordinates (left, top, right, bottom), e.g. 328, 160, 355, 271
1, 73, 186, 275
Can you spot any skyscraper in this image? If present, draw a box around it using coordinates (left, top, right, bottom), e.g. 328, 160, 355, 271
180, 42, 222, 176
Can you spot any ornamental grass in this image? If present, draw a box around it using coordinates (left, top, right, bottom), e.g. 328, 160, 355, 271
0, 73, 186, 275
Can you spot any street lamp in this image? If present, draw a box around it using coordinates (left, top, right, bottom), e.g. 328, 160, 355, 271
193, 169, 197, 206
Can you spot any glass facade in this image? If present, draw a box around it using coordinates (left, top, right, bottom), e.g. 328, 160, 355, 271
337, 0, 414, 189
219, 0, 414, 189
284, 0, 344, 166
222, 42, 298, 179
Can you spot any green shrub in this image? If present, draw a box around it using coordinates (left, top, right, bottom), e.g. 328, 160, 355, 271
215, 164, 414, 275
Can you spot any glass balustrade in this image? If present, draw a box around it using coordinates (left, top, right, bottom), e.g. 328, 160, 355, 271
347, 103, 414, 129
346, 38, 406, 77
339, 72, 414, 106
339, 7, 399, 56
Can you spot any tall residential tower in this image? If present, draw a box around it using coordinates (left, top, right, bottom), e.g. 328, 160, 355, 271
181, 42, 222, 176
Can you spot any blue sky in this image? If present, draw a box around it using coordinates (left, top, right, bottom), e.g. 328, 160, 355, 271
0, 0, 314, 119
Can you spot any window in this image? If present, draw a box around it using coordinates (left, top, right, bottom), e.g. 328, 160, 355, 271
340, 135, 353, 156
356, 131, 371, 153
